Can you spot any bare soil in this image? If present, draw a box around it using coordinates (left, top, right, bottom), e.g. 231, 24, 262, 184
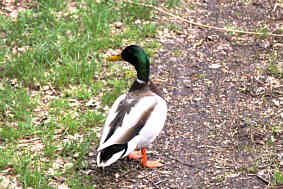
88, 1, 282, 188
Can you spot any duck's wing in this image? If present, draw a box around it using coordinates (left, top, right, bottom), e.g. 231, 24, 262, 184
98, 94, 127, 147
97, 94, 158, 152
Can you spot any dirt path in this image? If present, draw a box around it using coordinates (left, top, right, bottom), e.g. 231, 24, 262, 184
88, 1, 282, 188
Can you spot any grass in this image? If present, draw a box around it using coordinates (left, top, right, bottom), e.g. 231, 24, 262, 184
0, 0, 162, 188
164, 0, 181, 8
267, 63, 282, 79
266, 50, 282, 79
274, 170, 283, 185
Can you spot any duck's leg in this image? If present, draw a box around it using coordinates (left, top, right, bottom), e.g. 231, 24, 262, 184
128, 151, 142, 159
141, 148, 163, 168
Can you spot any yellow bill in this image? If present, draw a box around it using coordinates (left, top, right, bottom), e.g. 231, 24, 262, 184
106, 54, 122, 61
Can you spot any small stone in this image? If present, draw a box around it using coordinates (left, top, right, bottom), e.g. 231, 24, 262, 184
42, 85, 50, 91
256, 87, 265, 95
114, 22, 123, 28
135, 19, 141, 24
57, 183, 70, 189
193, 97, 202, 101
169, 57, 177, 62
279, 153, 283, 166
86, 99, 96, 107
272, 99, 279, 106
259, 40, 271, 49
183, 79, 191, 88
64, 162, 73, 169
88, 152, 95, 156
267, 76, 280, 88
277, 61, 283, 72
115, 173, 119, 179
209, 64, 221, 69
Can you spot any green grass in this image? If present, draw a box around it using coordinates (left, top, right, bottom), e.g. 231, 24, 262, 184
267, 63, 282, 79
164, 0, 181, 8
172, 49, 182, 56
235, 12, 241, 17
274, 170, 283, 185
266, 50, 282, 79
0, 0, 161, 188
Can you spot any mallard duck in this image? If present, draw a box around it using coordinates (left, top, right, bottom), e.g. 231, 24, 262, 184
97, 45, 167, 168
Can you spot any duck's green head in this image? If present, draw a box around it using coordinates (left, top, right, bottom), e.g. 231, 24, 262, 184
107, 45, 150, 83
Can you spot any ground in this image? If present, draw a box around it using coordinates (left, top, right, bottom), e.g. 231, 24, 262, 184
0, 0, 282, 189
89, 1, 282, 188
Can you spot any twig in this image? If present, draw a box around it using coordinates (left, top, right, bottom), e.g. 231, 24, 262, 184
155, 179, 166, 185
249, 174, 270, 185
150, 179, 161, 189
119, 169, 135, 179
256, 174, 269, 185
127, 1, 283, 37
167, 156, 195, 167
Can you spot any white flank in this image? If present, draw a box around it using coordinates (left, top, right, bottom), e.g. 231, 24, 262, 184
135, 95, 167, 148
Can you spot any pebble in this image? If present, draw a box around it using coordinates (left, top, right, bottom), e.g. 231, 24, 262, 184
209, 64, 221, 69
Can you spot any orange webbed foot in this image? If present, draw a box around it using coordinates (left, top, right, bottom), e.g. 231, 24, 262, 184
142, 160, 164, 168
128, 151, 142, 160
141, 148, 163, 168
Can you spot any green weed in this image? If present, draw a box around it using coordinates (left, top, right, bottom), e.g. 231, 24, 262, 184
274, 170, 283, 185
267, 63, 282, 79
165, 0, 181, 8
266, 51, 282, 78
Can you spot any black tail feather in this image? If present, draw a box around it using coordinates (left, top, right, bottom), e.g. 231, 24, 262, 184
99, 144, 127, 164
